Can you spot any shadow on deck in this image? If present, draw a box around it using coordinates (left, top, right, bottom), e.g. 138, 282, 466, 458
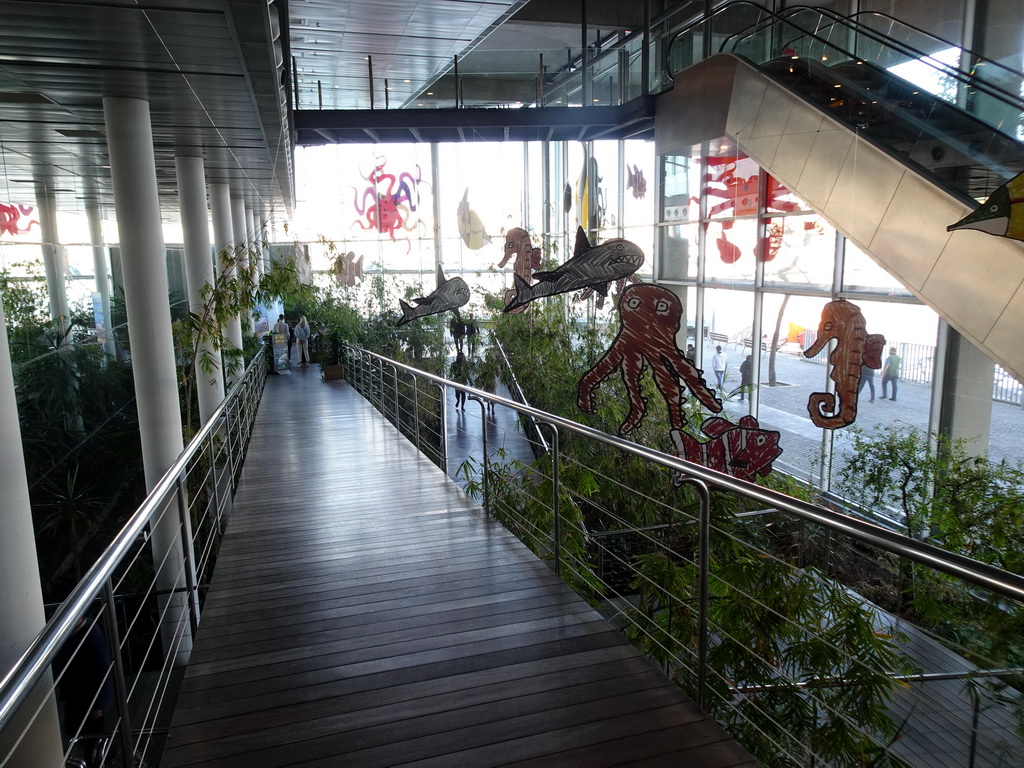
161, 368, 757, 767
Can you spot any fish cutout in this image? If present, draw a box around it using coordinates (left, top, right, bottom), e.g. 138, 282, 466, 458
500, 227, 543, 315
457, 188, 491, 250
626, 164, 647, 199
577, 156, 602, 232
671, 415, 782, 483
563, 182, 572, 214
333, 251, 364, 287
948, 170, 1024, 241
503, 227, 644, 313
396, 266, 470, 326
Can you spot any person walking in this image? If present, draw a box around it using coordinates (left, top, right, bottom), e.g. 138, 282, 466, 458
881, 347, 901, 401
450, 351, 470, 410
294, 316, 312, 366
465, 314, 479, 356
273, 313, 289, 336
729, 354, 752, 401
711, 345, 728, 391
450, 316, 465, 353
858, 363, 876, 403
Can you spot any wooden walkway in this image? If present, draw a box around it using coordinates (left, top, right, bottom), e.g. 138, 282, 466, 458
162, 367, 757, 768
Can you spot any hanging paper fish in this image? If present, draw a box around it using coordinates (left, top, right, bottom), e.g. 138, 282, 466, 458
576, 156, 603, 232
457, 188, 491, 250
333, 251, 365, 287
396, 266, 470, 326
948, 170, 1024, 241
563, 182, 572, 215
503, 227, 644, 313
626, 164, 647, 199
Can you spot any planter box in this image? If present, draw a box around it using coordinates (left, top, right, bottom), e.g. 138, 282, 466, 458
322, 364, 345, 380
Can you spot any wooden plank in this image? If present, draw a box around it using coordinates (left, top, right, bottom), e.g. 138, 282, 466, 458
161, 370, 756, 768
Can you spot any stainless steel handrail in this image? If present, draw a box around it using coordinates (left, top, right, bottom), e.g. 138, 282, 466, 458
0, 349, 267, 735
349, 345, 1024, 605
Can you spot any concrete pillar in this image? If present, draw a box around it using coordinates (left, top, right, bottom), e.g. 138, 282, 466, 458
86, 201, 115, 357
0, 292, 64, 766
209, 183, 242, 385
103, 96, 192, 661
938, 324, 995, 457
34, 185, 70, 329
176, 155, 225, 424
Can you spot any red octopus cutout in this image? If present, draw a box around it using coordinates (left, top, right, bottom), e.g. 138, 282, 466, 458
578, 283, 722, 435
352, 156, 423, 253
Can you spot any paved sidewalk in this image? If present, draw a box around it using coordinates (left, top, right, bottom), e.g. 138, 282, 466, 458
699, 340, 1024, 483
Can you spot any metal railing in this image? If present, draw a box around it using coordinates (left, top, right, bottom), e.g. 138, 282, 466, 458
0, 349, 268, 768
343, 343, 1024, 768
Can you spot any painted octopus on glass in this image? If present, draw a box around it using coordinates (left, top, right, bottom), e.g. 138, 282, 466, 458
352, 156, 424, 253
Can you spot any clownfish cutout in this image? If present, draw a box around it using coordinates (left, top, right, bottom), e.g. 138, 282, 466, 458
947, 170, 1024, 241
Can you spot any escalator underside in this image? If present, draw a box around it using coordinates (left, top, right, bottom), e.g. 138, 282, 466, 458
657, 53, 1024, 382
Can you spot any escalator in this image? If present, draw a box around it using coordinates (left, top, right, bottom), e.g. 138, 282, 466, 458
657, 2, 1024, 381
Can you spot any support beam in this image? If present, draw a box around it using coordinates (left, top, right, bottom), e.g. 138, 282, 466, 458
210, 183, 242, 385
86, 200, 115, 358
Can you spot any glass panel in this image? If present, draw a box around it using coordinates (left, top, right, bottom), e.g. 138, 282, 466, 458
756, 293, 832, 484
701, 287, 755, 397
703, 218, 757, 284
658, 221, 698, 281
843, 239, 914, 296
762, 214, 835, 290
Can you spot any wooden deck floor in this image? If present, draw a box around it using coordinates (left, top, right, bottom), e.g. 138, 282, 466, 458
162, 367, 758, 768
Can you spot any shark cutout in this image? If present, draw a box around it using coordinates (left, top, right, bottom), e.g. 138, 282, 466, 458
397, 264, 470, 326
503, 227, 644, 313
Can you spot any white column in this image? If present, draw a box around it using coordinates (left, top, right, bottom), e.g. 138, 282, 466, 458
247, 206, 261, 278
103, 96, 192, 662
176, 155, 225, 424
35, 185, 70, 329
0, 292, 64, 766
209, 183, 242, 385
231, 196, 251, 336
86, 201, 115, 357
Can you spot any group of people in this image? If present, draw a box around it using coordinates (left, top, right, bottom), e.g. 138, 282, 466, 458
449, 320, 500, 414
449, 314, 479, 355
705, 342, 903, 406
858, 347, 902, 403
273, 314, 312, 366
708, 345, 754, 402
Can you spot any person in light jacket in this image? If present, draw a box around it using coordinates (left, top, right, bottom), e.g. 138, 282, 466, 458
294, 316, 312, 365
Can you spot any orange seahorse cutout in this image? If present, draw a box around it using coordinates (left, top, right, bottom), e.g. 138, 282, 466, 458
803, 299, 885, 429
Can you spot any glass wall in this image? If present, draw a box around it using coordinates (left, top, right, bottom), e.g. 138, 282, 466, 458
654, 140, 1005, 495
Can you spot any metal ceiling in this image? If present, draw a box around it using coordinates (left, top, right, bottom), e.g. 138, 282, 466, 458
0, 0, 290, 222
0, 0, 658, 225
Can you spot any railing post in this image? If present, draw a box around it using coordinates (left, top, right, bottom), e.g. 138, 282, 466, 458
470, 395, 489, 515
207, 431, 222, 526
675, 475, 711, 710
412, 375, 421, 451
101, 581, 135, 768
175, 476, 200, 637
385, 363, 398, 426
547, 423, 561, 577
435, 382, 448, 474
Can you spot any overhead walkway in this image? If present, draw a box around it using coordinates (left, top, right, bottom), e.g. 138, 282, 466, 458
657, 4, 1024, 381
161, 367, 756, 768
